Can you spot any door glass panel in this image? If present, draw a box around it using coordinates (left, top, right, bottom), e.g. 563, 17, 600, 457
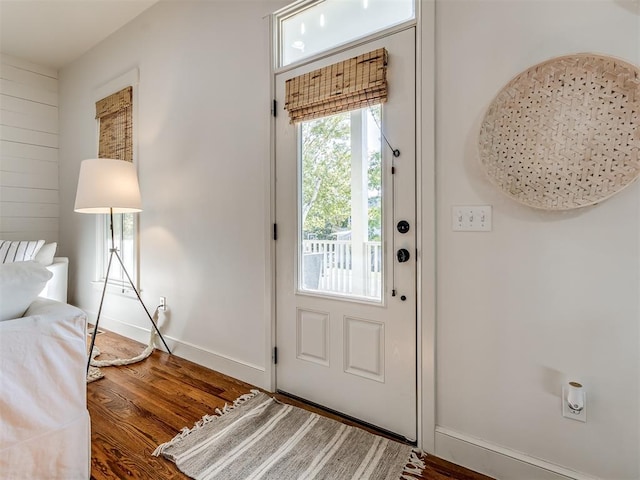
299, 106, 382, 301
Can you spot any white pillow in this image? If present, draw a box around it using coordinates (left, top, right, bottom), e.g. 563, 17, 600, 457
0, 261, 53, 321
34, 242, 57, 266
0, 240, 45, 263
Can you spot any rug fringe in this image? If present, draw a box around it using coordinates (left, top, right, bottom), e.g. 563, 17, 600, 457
152, 389, 261, 457
400, 449, 426, 479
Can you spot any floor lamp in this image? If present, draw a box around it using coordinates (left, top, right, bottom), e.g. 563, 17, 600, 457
75, 158, 171, 373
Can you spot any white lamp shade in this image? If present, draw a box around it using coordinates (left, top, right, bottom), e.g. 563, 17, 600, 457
74, 158, 142, 214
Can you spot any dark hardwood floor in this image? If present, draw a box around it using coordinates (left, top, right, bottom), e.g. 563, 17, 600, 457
88, 330, 493, 480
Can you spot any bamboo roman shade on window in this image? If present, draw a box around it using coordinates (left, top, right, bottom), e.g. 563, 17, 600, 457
96, 86, 133, 162
285, 48, 388, 123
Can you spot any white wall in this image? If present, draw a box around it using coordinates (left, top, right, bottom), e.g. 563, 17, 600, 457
59, 0, 285, 388
0, 54, 59, 241
429, 1, 639, 479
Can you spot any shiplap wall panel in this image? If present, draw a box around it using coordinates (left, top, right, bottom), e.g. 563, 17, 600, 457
0, 171, 58, 189
1, 95, 58, 133
0, 54, 57, 78
1, 186, 58, 204
0, 79, 58, 107
0, 56, 58, 242
1, 156, 58, 176
1, 62, 57, 103
0, 202, 59, 218
1, 63, 58, 90
0, 140, 57, 161
1, 217, 58, 237
1, 216, 58, 230
0, 125, 58, 147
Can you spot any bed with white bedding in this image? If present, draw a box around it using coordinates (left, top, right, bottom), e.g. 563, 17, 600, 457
0, 254, 90, 479
0, 298, 90, 479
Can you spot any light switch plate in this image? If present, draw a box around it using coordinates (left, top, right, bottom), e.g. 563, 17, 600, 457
452, 205, 492, 231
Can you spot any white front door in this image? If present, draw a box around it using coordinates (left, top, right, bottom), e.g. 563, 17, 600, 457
275, 28, 416, 441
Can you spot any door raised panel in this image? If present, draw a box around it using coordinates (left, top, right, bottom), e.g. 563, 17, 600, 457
344, 316, 385, 382
296, 308, 330, 366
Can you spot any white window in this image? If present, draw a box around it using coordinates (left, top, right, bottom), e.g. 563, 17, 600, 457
96, 212, 138, 292
275, 0, 415, 68
93, 69, 139, 292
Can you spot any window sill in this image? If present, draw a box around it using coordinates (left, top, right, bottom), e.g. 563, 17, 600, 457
91, 280, 141, 299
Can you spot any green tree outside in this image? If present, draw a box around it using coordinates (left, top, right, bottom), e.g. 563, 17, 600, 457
301, 107, 382, 242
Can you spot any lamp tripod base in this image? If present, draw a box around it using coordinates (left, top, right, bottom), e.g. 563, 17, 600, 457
87, 248, 171, 373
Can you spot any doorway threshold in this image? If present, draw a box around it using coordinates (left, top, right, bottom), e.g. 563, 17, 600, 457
276, 389, 417, 446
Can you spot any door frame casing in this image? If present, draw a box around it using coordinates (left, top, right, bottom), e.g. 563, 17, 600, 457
266, 0, 436, 453
416, 0, 436, 454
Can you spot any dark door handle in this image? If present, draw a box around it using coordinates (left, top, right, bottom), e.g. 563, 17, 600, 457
397, 248, 410, 263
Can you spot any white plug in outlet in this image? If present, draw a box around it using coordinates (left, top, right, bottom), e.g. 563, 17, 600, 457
159, 296, 167, 311
562, 385, 586, 422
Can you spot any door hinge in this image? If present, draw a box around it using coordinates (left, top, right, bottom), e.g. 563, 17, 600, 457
273, 346, 278, 364
273, 223, 278, 240
391, 166, 396, 174
272, 99, 277, 118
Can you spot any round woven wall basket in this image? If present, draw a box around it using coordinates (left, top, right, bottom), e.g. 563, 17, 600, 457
478, 53, 640, 210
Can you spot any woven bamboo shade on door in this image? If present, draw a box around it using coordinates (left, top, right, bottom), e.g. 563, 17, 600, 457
285, 48, 388, 123
478, 54, 640, 210
96, 86, 133, 162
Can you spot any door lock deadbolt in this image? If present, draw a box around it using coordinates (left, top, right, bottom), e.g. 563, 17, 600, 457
397, 220, 410, 234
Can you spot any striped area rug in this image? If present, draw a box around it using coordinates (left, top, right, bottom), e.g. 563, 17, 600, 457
153, 390, 424, 480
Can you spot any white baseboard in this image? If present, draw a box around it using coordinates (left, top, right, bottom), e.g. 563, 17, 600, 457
87, 311, 269, 389
435, 427, 598, 480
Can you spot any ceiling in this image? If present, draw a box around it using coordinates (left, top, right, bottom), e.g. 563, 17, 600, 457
0, 0, 158, 70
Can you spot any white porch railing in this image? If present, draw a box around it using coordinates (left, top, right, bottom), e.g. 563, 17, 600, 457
302, 239, 382, 299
